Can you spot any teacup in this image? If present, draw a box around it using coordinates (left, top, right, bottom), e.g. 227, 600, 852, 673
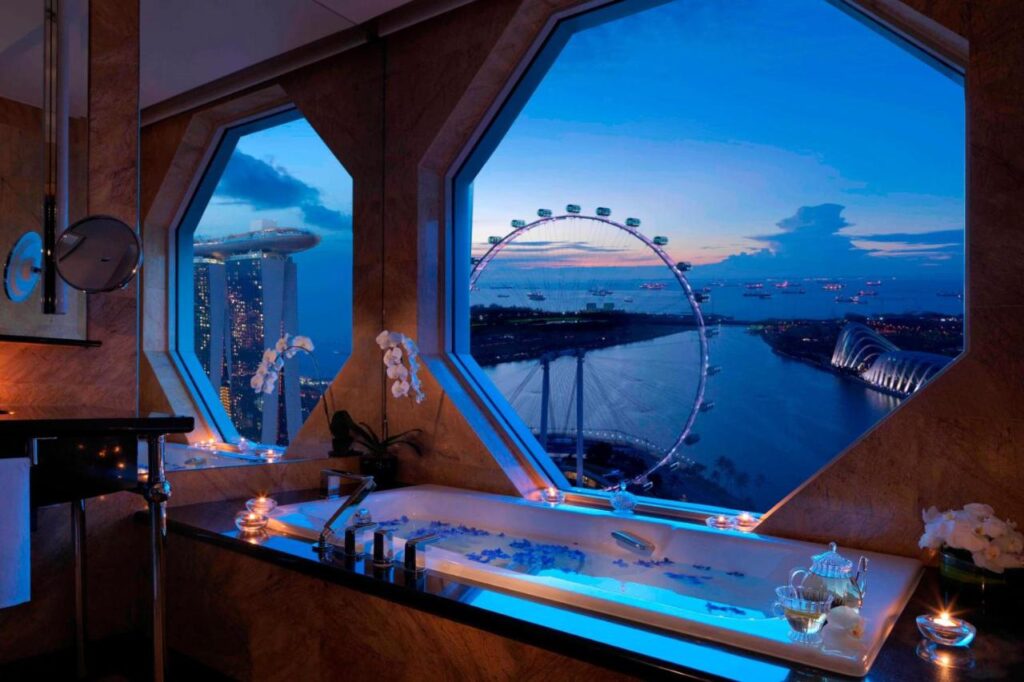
774, 584, 834, 643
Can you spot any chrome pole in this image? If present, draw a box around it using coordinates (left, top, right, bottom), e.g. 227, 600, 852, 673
71, 497, 86, 679
145, 435, 170, 682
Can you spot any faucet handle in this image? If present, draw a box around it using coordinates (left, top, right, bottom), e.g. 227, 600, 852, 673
373, 529, 395, 567
403, 533, 441, 574
342, 521, 377, 557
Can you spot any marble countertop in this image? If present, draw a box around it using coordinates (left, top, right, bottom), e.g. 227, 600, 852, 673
163, 490, 1024, 681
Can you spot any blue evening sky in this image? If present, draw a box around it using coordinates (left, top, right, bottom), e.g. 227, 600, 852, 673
470, 0, 965, 279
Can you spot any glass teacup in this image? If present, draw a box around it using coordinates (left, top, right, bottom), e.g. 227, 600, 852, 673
774, 584, 834, 643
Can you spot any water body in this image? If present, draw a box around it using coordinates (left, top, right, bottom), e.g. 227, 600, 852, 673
482, 326, 899, 511
473, 276, 964, 321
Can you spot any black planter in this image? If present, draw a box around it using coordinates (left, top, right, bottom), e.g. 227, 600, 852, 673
940, 548, 1024, 622
359, 453, 399, 487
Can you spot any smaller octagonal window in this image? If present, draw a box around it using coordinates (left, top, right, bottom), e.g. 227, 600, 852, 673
177, 110, 353, 446
453, 0, 965, 513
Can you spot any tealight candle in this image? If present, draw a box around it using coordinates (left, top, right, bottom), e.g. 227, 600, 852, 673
246, 495, 278, 515
916, 611, 976, 648
138, 466, 149, 482
735, 512, 758, 532
705, 514, 738, 530
260, 449, 282, 462
234, 510, 269, 534
541, 486, 565, 506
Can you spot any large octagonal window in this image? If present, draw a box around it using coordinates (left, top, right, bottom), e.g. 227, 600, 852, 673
454, 1, 965, 513
177, 110, 353, 447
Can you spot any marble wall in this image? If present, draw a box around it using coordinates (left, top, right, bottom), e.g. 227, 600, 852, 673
167, 533, 632, 681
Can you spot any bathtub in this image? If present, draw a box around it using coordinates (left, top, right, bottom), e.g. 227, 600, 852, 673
267, 485, 920, 677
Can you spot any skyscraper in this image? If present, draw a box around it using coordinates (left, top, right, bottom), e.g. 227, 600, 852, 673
193, 220, 319, 445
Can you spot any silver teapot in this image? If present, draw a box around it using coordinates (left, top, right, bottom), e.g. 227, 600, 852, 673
790, 542, 868, 608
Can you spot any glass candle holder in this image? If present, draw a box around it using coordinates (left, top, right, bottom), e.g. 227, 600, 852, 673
246, 496, 278, 515
735, 512, 758, 532
260, 449, 282, 462
705, 514, 738, 531
916, 612, 976, 648
541, 486, 565, 506
234, 510, 269, 534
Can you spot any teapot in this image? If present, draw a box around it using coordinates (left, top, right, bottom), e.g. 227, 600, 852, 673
790, 542, 868, 608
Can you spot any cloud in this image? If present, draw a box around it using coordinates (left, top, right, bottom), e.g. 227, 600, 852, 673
214, 151, 349, 231
697, 204, 963, 278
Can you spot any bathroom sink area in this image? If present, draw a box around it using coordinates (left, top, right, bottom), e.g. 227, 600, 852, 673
268, 485, 921, 677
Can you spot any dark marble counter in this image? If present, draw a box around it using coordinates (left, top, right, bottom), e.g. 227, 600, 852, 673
163, 491, 1023, 681
0, 407, 193, 441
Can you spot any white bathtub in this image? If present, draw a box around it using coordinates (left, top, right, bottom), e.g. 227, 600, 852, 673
268, 485, 920, 677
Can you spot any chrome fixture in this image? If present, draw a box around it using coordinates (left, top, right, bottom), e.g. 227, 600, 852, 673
315, 470, 375, 555
342, 520, 377, 557
403, 533, 441, 574
373, 528, 395, 567
611, 529, 655, 554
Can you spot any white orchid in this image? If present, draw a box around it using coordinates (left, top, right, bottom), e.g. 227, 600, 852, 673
377, 329, 425, 404
250, 333, 322, 397
920, 503, 1024, 573
827, 605, 865, 639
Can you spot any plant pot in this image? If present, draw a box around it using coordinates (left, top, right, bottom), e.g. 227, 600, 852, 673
940, 548, 1024, 622
359, 453, 399, 487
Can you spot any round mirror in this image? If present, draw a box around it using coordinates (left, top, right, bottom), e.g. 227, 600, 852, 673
55, 215, 142, 292
4, 231, 43, 302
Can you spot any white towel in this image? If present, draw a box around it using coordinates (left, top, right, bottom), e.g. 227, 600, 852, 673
0, 457, 30, 609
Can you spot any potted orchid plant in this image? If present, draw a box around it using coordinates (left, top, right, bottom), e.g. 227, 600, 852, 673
919, 503, 1024, 613
324, 330, 426, 484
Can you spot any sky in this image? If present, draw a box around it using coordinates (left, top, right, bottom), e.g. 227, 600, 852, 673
470, 0, 966, 281
194, 118, 354, 372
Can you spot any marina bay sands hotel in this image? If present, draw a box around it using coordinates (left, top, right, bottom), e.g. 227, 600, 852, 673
193, 220, 319, 446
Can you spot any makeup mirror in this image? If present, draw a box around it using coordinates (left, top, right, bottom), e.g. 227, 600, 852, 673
55, 215, 141, 292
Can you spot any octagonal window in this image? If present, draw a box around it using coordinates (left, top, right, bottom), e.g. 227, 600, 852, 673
177, 110, 353, 447
454, 1, 965, 513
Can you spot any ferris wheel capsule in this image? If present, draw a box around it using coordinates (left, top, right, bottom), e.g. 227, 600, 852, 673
488, 235, 503, 244
694, 292, 709, 304
653, 236, 669, 246
566, 204, 581, 214
510, 220, 526, 228
596, 207, 611, 217
626, 217, 641, 228
537, 208, 552, 217
675, 261, 692, 272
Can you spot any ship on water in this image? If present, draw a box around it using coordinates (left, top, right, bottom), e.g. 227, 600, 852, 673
527, 291, 546, 301
639, 282, 667, 290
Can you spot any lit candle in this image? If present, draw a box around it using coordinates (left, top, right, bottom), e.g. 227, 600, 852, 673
138, 466, 149, 482
246, 495, 278, 515
705, 514, 738, 530
541, 486, 565, 506
735, 512, 758, 532
234, 509, 269, 534
916, 610, 976, 648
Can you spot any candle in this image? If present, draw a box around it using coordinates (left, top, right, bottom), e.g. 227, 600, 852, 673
541, 486, 565, 506
735, 512, 758, 532
916, 610, 976, 648
234, 509, 269, 534
705, 514, 738, 530
246, 495, 278, 515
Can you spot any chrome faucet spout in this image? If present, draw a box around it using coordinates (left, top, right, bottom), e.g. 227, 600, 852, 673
316, 470, 376, 553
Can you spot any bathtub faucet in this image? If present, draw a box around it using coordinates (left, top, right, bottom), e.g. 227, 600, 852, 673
316, 470, 376, 555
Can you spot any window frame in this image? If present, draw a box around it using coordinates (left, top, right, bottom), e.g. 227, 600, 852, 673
172, 107, 304, 446
443, 0, 966, 520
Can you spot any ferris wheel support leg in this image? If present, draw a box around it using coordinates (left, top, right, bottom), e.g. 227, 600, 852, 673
575, 351, 584, 486
540, 356, 550, 450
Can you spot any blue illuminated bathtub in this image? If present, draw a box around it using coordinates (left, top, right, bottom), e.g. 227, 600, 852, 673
268, 485, 920, 676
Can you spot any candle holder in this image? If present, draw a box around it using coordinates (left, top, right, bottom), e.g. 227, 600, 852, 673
916, 612, 976, 647
259, 449, 282, 462
246, 496, 278, 516
705, 514, 738, 531
735, 512, 759, 532
234, 510, 269, 534
540, 486, 565, 506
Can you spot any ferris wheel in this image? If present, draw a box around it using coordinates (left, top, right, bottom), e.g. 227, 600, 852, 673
469, 205, 712, 493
